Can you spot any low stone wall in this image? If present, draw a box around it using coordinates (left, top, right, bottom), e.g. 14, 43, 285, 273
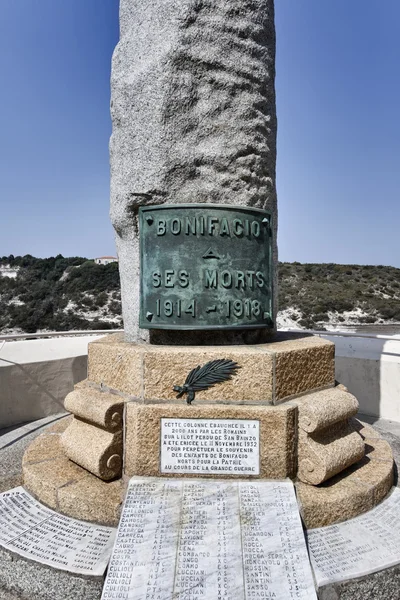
321, 334, 400, 422
1, 332, 400, 428
0, 336, 102, 428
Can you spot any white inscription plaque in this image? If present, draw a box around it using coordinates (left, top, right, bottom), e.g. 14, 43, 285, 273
101, 477, 317, 600
308, 486, 400, 587
161, 418, 260, 475
0, 487, 115, 575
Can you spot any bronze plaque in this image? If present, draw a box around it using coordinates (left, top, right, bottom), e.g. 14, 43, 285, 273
139, 204, 273, 330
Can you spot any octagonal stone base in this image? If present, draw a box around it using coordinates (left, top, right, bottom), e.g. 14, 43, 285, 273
87, 332, 335, 404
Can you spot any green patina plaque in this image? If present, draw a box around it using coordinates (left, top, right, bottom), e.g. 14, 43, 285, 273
139, 204, 273, 330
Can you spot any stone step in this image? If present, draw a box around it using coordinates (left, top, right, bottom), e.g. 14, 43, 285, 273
22, 418, 393, 532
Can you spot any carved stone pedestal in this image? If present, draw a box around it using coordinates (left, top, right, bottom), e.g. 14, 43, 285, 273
22, 331, 394, 529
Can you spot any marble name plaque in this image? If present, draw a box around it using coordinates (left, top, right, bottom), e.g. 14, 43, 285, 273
161, 418, 260, 475
0, 487, 115, 576
101, 477, 317, 600
308, 487, 400, 587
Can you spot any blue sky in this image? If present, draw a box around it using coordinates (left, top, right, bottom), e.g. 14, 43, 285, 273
0, 1, 399, 267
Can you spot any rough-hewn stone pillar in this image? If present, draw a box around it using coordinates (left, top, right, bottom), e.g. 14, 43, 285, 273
110, 0, 277, 343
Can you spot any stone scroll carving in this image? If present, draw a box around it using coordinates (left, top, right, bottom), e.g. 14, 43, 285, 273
298, 387, 359, 433
296, 387, 365, 485
61, 385, 124, 481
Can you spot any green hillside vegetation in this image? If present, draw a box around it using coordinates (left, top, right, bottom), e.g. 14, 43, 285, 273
279, 262, 400, 329
0, 256, 399, 333
0, 255, 122, 333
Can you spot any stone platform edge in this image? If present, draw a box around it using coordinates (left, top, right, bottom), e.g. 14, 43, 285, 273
22, 417, 393, 530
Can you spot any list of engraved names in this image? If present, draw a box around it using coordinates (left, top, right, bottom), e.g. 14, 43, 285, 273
101, 478, 317, 600
308, 487, 400, 587
0, 487, 115, 576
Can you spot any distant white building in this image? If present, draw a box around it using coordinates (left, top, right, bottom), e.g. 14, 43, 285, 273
94, 256, 118, 266
0, 265, 19, 279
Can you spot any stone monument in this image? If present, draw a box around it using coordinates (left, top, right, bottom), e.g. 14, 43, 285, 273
19, 0, 396, 597
109, 0, 278, 345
